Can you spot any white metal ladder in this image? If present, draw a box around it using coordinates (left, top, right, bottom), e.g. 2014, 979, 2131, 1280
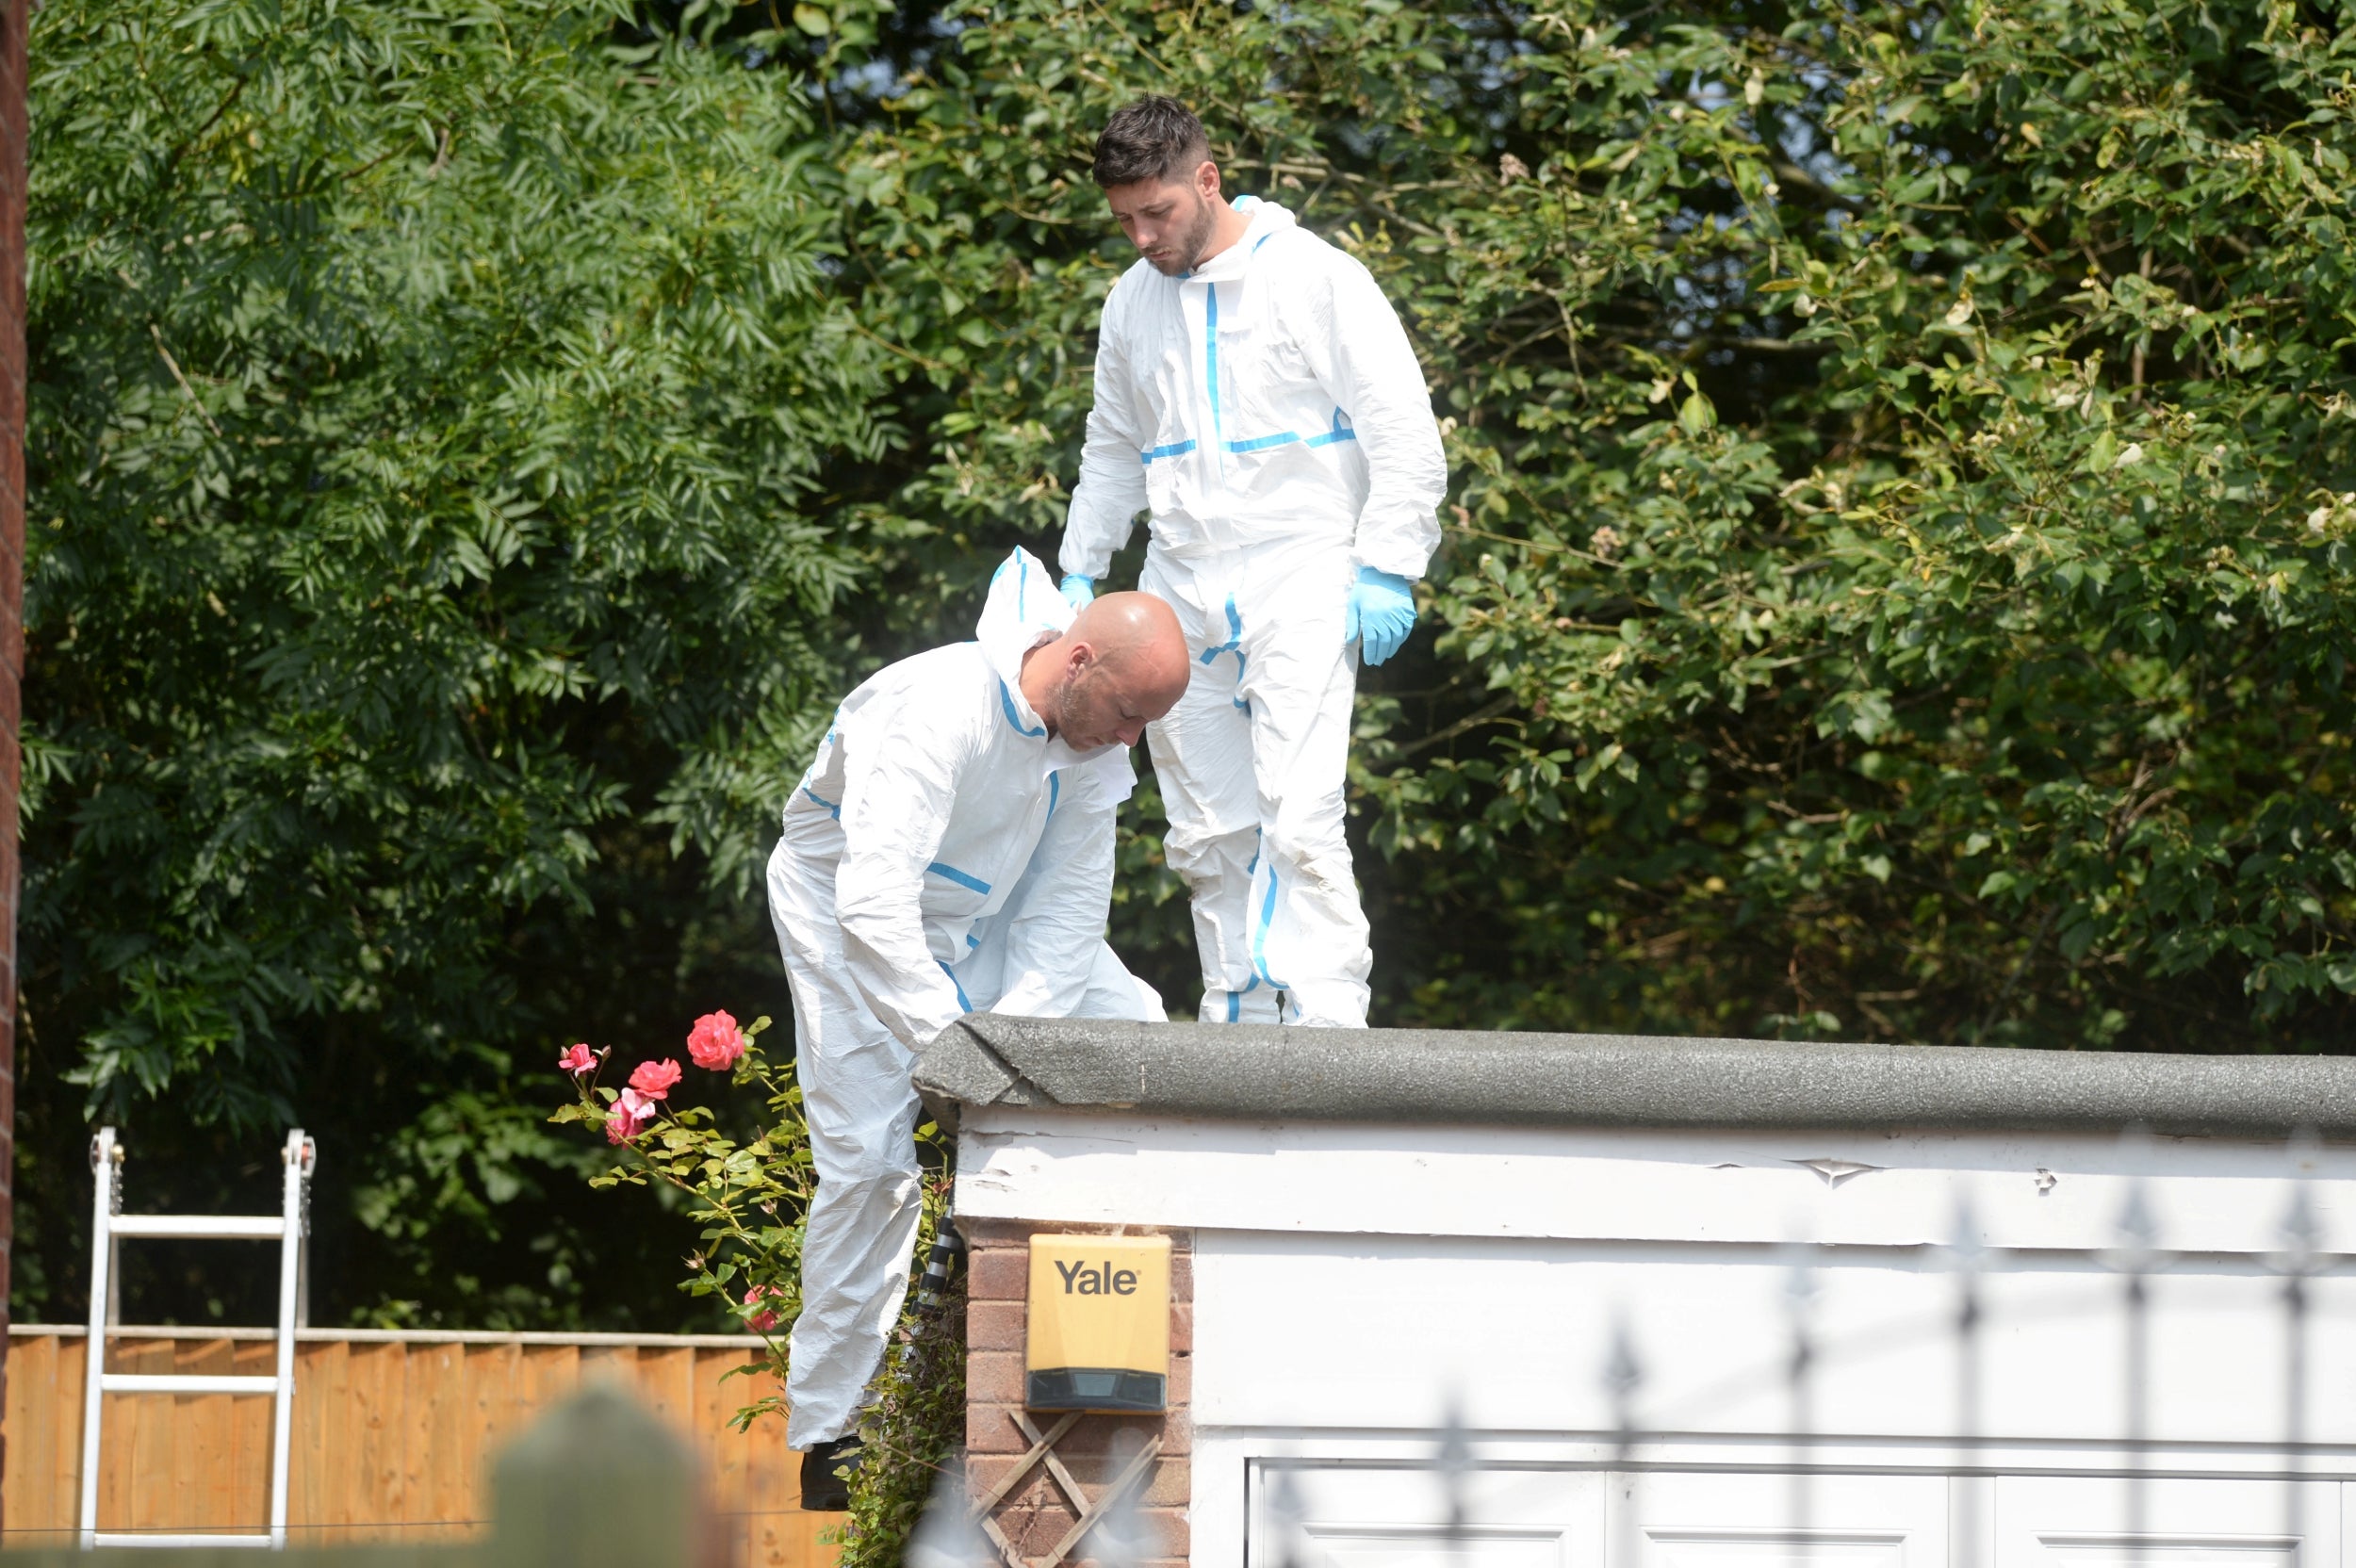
77, 1125, 317, 1549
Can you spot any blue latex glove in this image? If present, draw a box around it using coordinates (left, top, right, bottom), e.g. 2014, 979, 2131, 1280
1060, 573, 1095, 610
1345, 567, 1417, 665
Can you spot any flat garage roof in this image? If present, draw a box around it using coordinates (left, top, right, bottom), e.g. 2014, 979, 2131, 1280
915, 1017, 2356, 1137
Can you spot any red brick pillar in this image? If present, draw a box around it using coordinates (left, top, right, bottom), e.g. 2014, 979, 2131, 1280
964, 1220, 1193, 1565
0, 0, 26, 1529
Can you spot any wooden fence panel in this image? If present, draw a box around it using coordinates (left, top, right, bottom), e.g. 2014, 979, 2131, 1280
2, 1332, 74, 1548
180, 1339, 231, 1532
116, 1339, 170, 1534
347, 1341, 406, 1542
402, 1341, 462, 1533
0, 1330, 841, 1565
296, 1337, 345, 1541
231, 1339, 276, 1531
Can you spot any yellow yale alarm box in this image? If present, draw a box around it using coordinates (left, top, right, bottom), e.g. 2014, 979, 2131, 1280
1025, 1233, 1170, 1413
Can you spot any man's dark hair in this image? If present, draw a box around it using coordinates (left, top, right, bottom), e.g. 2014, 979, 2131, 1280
1092, 96, 1212, 188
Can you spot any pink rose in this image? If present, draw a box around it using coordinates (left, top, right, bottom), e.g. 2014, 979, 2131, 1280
606, 1086, 661, 1145
627, 1058, 682, 1100
743, 1283, 784, 1333
557, 1043, 597, 1076
686, 1010, 747, 1071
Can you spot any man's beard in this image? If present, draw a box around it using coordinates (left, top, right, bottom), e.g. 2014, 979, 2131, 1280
1048, 671, 1088, 743
1150, 194, 1221, 276
1047, 669, 1112, 751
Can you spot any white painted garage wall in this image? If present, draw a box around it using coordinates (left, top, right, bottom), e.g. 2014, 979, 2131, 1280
956, 1106, 2356, 1568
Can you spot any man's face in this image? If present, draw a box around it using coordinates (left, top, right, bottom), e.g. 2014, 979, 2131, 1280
1104, 167, 1221, 277
1047, 655, 1154, 753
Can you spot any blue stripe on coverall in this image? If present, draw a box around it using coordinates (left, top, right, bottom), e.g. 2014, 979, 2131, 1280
1199, 596, 1252, 714
926, 862, 991, 895
998, 680, 1046, 738
1252, 825, 1289, 992
1205, 282, 1224, 465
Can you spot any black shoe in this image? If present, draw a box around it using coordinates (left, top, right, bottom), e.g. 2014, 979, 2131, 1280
799, 1434, 862, 1511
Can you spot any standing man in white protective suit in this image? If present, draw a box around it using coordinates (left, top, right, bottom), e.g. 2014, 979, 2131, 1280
766, 547, 1188, 1507
1058, 96, 1448, 1029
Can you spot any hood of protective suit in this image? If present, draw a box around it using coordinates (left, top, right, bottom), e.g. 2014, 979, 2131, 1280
976, 547, 1136, 803
975, 547, 1072, 686
1187, 195, 1297, 284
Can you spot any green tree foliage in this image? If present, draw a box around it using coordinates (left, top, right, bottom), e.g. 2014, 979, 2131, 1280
833, 0, 2356, 1049
1384, 0, 2356, 1048
21, 0, 892, 1324
25, 0, 2356, 1324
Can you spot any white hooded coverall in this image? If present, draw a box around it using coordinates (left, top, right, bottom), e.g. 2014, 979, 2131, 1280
1060, 195, 1447, 1027
765, 547, 1163, 1447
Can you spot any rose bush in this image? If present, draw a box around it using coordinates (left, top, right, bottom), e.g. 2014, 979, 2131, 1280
552, 1011, 814, 1364
553, 1008, 958, 1562
743, 1283, 785, 1334
626, 1058, 684, 1100
687, 1011, 750, 1072
605, 1088, 662, 1146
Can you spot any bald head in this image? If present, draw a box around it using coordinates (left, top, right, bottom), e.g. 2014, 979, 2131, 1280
1071, 591, 1189, 703
1019, 590, 1190, 751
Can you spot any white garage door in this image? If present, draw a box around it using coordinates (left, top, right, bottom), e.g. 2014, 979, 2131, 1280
1995, 1478, 2340, 1568
1628, 1473, 1949, 1568
1246, 1464, 1601, 1567
1248, 1469, 2343, 1568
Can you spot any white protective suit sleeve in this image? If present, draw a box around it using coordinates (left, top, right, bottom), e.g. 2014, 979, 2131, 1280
1298, 255, 1448, 580
988, 767, 1119, 1018
1060, 280, 1150, 581
831, 689, 977, 1050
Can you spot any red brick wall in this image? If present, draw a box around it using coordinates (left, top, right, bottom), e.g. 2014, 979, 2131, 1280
0, 0, 26, 1533
964, 1219, 1192, 1566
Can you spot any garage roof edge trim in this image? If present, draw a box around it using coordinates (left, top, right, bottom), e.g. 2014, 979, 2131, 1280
913, 1017, 2356, 1136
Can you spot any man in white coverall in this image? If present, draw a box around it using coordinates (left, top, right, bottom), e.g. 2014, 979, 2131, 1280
766, 547, 1188, 1505
1059, 96, 1448, 1029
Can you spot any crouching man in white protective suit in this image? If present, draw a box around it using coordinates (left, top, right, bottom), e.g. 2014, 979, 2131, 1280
1058, 96, 1448, 1028
765, 547, 1189, 1504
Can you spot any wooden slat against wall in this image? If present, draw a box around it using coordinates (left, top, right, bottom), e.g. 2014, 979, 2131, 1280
1, 1332, 71, 1549
232, 1339, 274, 1529
179, 1338, 224, 1531
4, 1335, 43, 1533
292, 1328, 344, 1535
349, 1340, 404, 1539
416, 1338, 459, 1525
467, 1340, 517, 1510
699, 1349, 829, 1568
178, 1339, 229, 1531
633, 1344, 695, 1435
1, 1331, 841, 1563
116, 1338, 166, 1533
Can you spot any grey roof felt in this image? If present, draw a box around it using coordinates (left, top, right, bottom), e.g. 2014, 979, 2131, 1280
914, 1016, 2356, 1136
